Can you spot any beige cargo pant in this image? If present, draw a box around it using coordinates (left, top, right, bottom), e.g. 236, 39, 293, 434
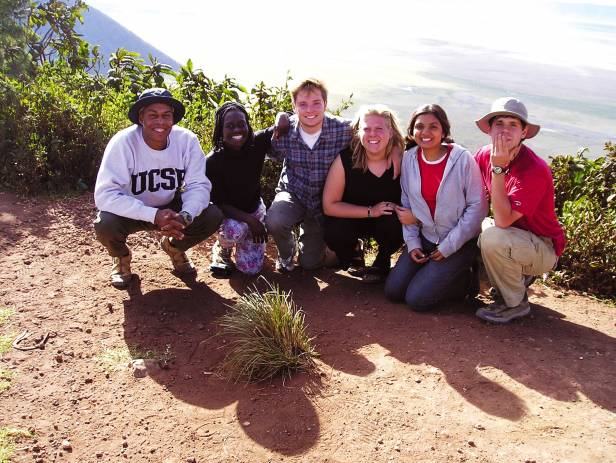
478, 218, 557, 307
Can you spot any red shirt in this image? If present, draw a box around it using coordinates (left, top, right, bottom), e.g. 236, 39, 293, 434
474, 144, 566, 256
418, 146, 452, 218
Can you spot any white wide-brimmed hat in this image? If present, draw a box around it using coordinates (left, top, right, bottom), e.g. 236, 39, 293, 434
475, 97, 540, 139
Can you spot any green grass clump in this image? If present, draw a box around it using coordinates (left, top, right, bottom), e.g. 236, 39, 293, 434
0, 428, 34, 463
218, 279, 318, 382
0, 335, 12, 357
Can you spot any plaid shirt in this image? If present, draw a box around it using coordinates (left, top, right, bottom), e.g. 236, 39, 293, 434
271, 114, 352, 216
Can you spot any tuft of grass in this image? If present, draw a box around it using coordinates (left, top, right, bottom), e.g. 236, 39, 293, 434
0, 427, 34, 463
218, 278, 318, 382
0, 335, 13, 357
97, 345, 174, 373
0, 308, 13, 326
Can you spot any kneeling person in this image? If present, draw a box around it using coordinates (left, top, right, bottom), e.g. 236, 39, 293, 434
94, 88, 222, 288
474, 97, 566, 323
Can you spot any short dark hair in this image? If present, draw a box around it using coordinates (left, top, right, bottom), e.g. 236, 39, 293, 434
406, 104, 454, 148
488, 115, 527, 129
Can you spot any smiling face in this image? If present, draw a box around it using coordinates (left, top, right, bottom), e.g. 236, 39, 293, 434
293, 89, 326, 134
488, 116, 528, 147
139, 103, 174, 150
359, 114, 392, 157
412, 113, 443, 154
222, 109, 249, 151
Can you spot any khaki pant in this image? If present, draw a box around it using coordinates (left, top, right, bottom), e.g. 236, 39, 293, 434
478, 218, 557, 307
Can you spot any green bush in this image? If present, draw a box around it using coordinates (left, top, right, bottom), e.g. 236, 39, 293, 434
218, 279, 318, 382
550, 143, 616, 297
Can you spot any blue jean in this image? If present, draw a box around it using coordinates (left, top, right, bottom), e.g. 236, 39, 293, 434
384, 235, 478, 311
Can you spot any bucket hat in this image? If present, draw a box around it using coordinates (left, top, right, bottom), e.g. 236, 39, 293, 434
475, 97, 540, 139
128, 88, 185, 125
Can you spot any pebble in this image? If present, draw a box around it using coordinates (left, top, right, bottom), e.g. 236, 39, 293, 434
132, 359, 147, 378
242, 421, 251, 427
62, 439, 72, 451
55, 354, 64, 363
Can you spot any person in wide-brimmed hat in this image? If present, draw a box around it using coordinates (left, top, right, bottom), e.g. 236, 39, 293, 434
93, 88, 222, 288
473, 97, 566, 324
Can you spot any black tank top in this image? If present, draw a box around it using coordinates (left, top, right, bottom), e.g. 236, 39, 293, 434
339, 148, 401, 206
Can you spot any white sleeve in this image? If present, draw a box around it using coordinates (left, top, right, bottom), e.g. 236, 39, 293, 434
179, 134, 211, 218
94, 135, 158, 223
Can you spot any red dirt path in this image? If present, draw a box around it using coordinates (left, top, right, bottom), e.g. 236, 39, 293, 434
0, 191, 614, 463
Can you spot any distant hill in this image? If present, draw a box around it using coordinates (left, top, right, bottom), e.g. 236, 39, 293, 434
76, 6, 181, 72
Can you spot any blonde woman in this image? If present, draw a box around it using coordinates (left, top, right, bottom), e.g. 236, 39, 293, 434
322, 105, 409, 283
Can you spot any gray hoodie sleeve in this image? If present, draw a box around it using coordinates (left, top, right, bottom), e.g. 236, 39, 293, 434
437, 152, 488, 257
400, 152, 422, 252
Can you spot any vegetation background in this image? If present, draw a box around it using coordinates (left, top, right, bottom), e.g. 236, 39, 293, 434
0, 0, 614, 298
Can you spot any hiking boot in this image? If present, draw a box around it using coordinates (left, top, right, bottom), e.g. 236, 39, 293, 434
161, 237, 196, 275
110, 249, 132, 289
475, 294, 531, 324
210, 240, 235, 276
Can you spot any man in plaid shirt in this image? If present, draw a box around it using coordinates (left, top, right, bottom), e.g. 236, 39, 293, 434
266, 79, 353, 271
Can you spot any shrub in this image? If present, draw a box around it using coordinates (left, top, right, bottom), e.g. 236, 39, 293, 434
218, 279, 318, 382
550, 143, 616, 297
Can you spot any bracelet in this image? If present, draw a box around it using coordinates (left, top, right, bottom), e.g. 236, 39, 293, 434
367, 206, 372, 218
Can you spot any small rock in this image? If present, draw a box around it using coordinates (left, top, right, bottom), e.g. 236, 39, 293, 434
122, 441, 128, 448
468, 441, 476, 447
62, 439, 72, 451
132, 359, 147, 378
96, 452, 103, 458
84, 378, 93, 384
85, 328, 92, 334
186, 458, 197, 463
474, 424, 485, 431
55, 355, 63, 363
242, 421, 251, 427
107, 303, 114, 313
377, 438, 384, 444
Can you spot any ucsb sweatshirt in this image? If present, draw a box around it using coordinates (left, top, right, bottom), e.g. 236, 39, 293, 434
94, 125, 211, 223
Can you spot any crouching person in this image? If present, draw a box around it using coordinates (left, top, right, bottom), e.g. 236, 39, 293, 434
474, 97, 566, 323
94, 88, 223, 288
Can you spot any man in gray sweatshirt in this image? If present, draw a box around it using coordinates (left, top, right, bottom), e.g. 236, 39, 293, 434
94, 88, 222, 288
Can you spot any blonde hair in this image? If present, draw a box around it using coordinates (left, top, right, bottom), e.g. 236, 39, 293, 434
350, 105, 405, 172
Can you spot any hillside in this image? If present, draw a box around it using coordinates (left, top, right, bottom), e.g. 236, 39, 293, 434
77, 5, 181, 71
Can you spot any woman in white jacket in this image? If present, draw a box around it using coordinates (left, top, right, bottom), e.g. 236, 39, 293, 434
384, 104, 487, 310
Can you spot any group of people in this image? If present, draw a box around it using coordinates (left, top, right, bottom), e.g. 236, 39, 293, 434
93, 79, 566, 324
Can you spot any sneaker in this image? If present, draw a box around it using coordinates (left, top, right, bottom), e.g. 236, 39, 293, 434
210, 240, 235, 276
161, 237, 197, 275
475, 294, 531, 323
275, 243, 296, 273
110, 249, 132, 289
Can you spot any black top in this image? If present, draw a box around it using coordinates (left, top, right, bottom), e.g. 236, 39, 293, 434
339, 148, 401, 206
206, 128, 273, 213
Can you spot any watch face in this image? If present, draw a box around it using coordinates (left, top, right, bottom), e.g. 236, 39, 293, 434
492, 166, 503, 174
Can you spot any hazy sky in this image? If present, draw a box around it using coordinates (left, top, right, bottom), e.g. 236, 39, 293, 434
86, 0, 616, 92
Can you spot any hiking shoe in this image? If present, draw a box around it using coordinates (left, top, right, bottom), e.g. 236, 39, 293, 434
348, 239, 366, 276
275, 254, 295, 272
110, 249, 132, 289
210, 240, 235, 276
161, 237, 196, 275
275, 242, 296, 273
475, 295, 531, 324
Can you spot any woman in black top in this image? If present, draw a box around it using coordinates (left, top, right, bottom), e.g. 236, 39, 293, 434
206, 102, 274, 275
322, 105, 411, 283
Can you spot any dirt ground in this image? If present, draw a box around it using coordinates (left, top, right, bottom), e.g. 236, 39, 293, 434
0, 191, 614, 463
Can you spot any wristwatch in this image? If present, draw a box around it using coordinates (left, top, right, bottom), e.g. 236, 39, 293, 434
179, 211, 193, 226
491, 165, 509, 175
